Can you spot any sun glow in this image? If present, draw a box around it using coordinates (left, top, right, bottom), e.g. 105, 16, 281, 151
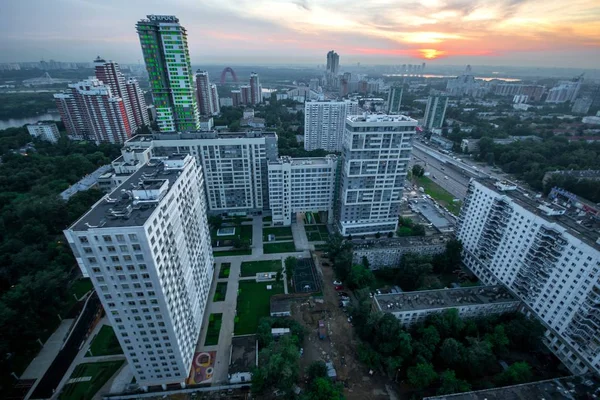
419, 48, 446, 59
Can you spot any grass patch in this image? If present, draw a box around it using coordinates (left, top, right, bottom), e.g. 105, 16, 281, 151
235, 281, 284, 335
204, 313, 223, 346
241, 260, 282, 277
213, 249, 252, 257
86, 326, 122, 357
415, 176, 462, 215
69, 279, 93, 300
59, 361, 124, 400
211, 224, 253, 243
218, 263, 231, 278
263, 226, 293, 241
263, 216, 272, 222
307, 232, 322, 242
314, 244, 328, 251
306, 224, 329, 242
263, 242, 297, 254
213, 282, 228, 302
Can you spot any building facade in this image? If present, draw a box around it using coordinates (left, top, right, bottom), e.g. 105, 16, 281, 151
124, 132, 278, 213
94, 57, 137, 132
337, 114, 417, 236
55, 78, 132, 143
63, 154, 214, 389
136, 15, 200, 132
195, 71, 213, 117
546, 79, 583, 103
267, 155, 338, 226
304, 100, 359, 152
249, 73, 261, 105
351, 235, 449, 269
210, 84, 220, 115
457, 179, 600, 375
387, 85, 403, 114
26, 122, 60, 143
125, 78, 151, 128
423, 95, 449, 130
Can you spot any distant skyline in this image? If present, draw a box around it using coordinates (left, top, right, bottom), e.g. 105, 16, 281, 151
1, 0, 599, 69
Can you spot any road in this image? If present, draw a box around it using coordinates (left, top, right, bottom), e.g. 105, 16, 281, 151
410, 146, 471, 200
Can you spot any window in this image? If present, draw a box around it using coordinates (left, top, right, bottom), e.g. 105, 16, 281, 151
102, 235, 112, 243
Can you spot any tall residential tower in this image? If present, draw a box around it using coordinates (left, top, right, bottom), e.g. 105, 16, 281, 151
64, 154, 214, 389
136, 15, 200, 132
337, 114, 417, 235
423, 95, 448, 130
304, 100, 359, 152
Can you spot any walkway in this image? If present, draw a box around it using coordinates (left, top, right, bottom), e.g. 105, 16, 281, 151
292, 214, 310, 251
251, 216, 264, 256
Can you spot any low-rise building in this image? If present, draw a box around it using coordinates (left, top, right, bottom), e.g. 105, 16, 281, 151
351, 235, 449, 269
228, 335, 258, 384
373, 285, 520, 326
430, 134, 454, 150
26, 122, 60, 143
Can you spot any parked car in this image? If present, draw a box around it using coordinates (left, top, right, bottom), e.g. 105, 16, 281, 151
340, 296, 350, 301
334, 285, 344, 291
333, 280, 342, 285
338, 291, 349, 297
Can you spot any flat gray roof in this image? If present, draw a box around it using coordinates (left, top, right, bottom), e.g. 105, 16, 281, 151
351, 234, 450, 250
475, 179, 600, 250
374, 285, 518, 313
229, 335, 257, 374
70, 155, 189, 231
423, 374, 600, 400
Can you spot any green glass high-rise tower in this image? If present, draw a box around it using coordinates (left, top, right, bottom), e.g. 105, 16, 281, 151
136, 15, 200, 132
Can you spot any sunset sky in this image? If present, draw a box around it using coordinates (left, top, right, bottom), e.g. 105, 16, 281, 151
2, 0, 599, 68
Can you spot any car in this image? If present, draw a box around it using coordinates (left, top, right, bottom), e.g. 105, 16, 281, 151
334, 285, 344, 291
338, 291, 349, 297
432, 175, 436, 179
333, 280, 342, 285
444, 176, 449, 179
340, 296, 350, 301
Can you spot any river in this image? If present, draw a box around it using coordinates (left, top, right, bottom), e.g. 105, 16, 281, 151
384, 74, 521, 82
0, 113, 61, 130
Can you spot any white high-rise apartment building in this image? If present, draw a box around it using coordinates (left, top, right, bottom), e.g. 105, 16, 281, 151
195, 71, 213, 116
26, 122, 60, 143
64, 154, 214, 389
210, 84, 220, 115
457, 179, 600, 375
423, 95, 448, 130
268, 155, 338, 226
124, 132, 278, 213
337, 114, 417, 236
304, 100, 359, 152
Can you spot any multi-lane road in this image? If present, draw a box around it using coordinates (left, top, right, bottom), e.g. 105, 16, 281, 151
409, 143, 504, 200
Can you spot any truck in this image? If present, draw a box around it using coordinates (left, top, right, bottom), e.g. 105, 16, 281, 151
318, 320, 326, 340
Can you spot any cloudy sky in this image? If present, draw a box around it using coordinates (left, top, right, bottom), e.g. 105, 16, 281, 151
2, 0, 599, 68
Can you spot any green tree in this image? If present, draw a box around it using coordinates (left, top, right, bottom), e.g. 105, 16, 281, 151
439, 338, 465, 366
347, 265, 375, 290
361, 256, 370, 269
496, 361, 533, 385
437, 369, 471, 395
407, 362, 438, 390
464, 337, 496, 377
303, 377, 345, 400
412, 164, 425, 177
284, 256, 298, 278
306, 361, 328, 382
208, 215, 223, 230
253, 335, 300, 395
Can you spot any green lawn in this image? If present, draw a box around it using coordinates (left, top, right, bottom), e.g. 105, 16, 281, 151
263, 226, 293, 241
314, 244, 328, 251
415, 176, 462, 215
218, 263, 231, 279
211, 224, 253, 243
263, 216, 272, 222
69, 279, 93, 300
214, 249, 252, 257
307, 231, 322, 242
235, 281, 284, 335
240, 260, 282, 277
86, 326, 122, 357
59, 361, 124, 400
263, 242, 297, 254
213, 282, 228, 302
306, 224, 329, 242
204, 313, 223, 346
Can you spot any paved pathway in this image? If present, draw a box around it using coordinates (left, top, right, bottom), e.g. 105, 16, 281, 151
251, 216, 264, 256
291, 215, 310, 251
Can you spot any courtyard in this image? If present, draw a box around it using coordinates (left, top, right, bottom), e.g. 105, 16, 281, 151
234, 281, 284, 335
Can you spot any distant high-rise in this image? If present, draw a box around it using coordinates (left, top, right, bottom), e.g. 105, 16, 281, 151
337, 114, 417, 236
54, 78, 132, 143
136, 15, 200, 132
304, 100, 359, 152
326, 50, 340, 75
125, 78, 150, 128
250, 72, 262, 105
210, 84, 220, 115
546, 77, 583, 104
240, 85, 251, 105
94, 57, 136, 132
423, 95, 448, 130
231, 89, 242, 107
196, 71, 213, 116
387, 85, 403, 114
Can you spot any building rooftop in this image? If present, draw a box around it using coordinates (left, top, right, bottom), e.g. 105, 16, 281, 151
60, 165, 112, 201
351, 234, 450, 250
474, 179, 600, 250
270, 155, 337, 167
228, 335, 258, 375
125, 131, 277, 144
374, 285, 518, 313
347, 114, 417, 123
423, 374, 600, 400
270, 295, 294, 315
69, 154, 192, 231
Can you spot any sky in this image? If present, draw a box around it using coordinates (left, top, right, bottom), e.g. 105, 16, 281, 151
1, 0, 599, 68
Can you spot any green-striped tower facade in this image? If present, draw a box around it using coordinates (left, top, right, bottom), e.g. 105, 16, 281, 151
136, 15, 200, 132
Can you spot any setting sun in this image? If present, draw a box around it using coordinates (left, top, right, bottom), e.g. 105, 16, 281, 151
418, 48, 446, 59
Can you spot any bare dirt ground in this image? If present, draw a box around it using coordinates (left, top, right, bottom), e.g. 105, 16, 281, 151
291, 252, 398, 400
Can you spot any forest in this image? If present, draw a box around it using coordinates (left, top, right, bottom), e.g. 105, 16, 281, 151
0, 127, 120, 393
